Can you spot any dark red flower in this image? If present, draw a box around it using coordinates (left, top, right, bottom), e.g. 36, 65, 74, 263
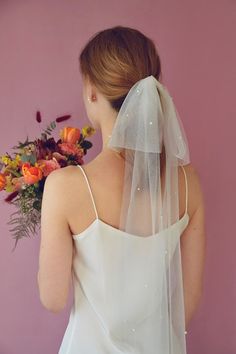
36, 111, 42, 123
56, 115, 71, 123
5, 190, 19, 203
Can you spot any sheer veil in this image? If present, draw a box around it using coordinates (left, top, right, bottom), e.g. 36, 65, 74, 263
102, 75, 190, 353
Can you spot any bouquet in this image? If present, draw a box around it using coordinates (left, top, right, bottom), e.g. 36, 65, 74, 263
0, 111, 96, 251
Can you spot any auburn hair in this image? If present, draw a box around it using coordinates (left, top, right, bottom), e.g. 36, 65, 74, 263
79, 25, 165, 170
79, 25, 162, 112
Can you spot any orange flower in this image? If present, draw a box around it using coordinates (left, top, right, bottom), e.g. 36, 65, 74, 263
60, 127, 80, 144
0, 173, 6, 191
37, 158, 61, 177
21, 162, 43, 185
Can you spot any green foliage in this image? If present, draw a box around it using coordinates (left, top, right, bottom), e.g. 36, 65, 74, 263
11, 136, 35, 150
20, 153, 37, 164
7, 186, 43, 252
41, 121, 56, 137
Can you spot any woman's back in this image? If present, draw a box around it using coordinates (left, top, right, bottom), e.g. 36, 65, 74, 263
66, 153, 192, 237
58, 154, 192, 354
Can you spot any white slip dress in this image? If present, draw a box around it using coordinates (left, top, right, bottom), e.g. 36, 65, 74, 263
58, 164, 189, 354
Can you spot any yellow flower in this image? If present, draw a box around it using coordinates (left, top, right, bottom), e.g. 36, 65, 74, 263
81, 126, 96, 138
1, 155, 11, 165
3, 156, 19, 169
5, 175, 16, 193
1, 154, 22, 169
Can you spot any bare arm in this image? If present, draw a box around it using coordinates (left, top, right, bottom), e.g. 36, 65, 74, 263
180, 165, 206, 329
37, 168, 73, 313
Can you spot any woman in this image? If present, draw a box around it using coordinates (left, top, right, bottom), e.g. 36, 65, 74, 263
38, 26, 206, 353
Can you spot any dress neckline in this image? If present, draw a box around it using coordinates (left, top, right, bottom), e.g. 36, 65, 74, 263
72, 212, 189, 241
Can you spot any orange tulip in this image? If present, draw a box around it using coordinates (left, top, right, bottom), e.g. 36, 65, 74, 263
0, 173, 6, 191
21, 163, 43, 185
60, 127, 80, 144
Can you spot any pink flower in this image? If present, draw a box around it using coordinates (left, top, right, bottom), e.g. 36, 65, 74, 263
12, 176, 25, 191
58, 142, 84, 159
37, 158, 61, 177
52, 151, 67, 161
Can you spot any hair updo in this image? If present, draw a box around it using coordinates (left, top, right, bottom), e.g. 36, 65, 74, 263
79, 26, 165, 171
79, 25, 162, 112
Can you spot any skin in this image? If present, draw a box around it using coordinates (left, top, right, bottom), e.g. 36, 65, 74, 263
38, 76, 206, 331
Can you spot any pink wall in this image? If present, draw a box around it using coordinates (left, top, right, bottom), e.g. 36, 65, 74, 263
0, 1, 235, 353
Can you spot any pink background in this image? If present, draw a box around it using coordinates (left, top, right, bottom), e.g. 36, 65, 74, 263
0, 1, 235, 353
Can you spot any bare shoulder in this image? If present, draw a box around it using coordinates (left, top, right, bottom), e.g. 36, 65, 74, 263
49, 164, 87, 179
44, 165, 77, 187
42, 165, 84, 211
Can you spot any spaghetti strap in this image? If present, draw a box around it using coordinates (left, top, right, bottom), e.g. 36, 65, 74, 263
180, 165, 188, 215
77, 165, 99, 220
